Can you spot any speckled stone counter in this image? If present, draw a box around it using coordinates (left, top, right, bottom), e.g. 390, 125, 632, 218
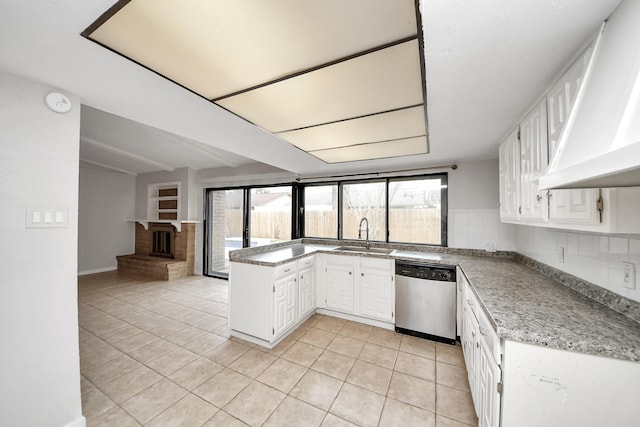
229, 239, 640, 362
457, 256, 640, 362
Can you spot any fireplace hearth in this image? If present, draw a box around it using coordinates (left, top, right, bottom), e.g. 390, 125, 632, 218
117, 222, 195, 280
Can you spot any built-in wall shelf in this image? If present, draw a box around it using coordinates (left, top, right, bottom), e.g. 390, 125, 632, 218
147, 182, 181, 221
128, 219, 200, 233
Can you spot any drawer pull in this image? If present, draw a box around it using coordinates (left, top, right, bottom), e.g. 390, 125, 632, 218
283, 268, 291, 273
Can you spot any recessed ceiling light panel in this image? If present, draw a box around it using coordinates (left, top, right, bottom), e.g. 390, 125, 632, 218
83, 0, 429, 164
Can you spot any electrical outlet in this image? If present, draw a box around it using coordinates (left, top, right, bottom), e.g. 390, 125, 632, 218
623, 262, 636, 289
558, 247, 565, 264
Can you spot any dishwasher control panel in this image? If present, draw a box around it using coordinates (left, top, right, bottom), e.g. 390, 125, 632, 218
395, 262, 456, 282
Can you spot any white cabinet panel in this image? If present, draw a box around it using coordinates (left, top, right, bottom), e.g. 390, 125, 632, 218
326, 255, 355, 313
461, 276, 501, 426
499, 129, 521, 221
478, 333, 501, 427
548, 188, 600, 224
274, 271, 296, 337
298, 264, 316, 319
520, 100, 549, 222
359, 258, 394, 322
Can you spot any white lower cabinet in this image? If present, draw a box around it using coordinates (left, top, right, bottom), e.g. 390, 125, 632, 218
229, 252, 395, 346
478, 333, 501, 427
460, 273, 502, 427
359, 257, 395, 322
298, 257, 316, 319
325, 255, 355, 313
319, 254, 395, 327
229, 256, 315, 347
273, 267, 296, 338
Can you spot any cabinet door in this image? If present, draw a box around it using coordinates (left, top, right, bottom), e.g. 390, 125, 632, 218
462, 302, 479, 412
520, 100, 549, 222
273, 272, 296, 337
298, 265, 315, 318
479, 338, 501, 427
359, 267, 394, 322
499, 129, 521, 221
326, 259, 355, 313
549, 188, 600, 223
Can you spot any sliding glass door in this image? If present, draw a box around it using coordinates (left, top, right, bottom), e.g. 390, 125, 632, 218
205, 189, 244, 277
204, 185, 293, 277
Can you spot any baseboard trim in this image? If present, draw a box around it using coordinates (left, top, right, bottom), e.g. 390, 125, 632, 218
77, 266, 116, 276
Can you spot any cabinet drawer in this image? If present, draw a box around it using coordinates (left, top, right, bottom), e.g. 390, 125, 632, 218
359, 256, 393, 271
274, 261, 296, 280
299, 256, 315, 269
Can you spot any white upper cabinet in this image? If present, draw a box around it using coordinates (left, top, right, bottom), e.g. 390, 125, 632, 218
499, 128, 521, 221
519, 100, 549, 222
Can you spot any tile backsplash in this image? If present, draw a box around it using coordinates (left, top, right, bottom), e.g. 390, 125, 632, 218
448, 209, 516, 252
516, 225, 640, 303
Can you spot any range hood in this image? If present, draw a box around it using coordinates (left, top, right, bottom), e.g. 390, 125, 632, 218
539, 0, 640, 189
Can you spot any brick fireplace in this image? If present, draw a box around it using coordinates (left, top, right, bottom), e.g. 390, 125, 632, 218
117, 222, 195, 280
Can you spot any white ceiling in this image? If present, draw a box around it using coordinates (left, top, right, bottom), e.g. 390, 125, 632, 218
80, 105, 254, 175
0, 0, 622, 177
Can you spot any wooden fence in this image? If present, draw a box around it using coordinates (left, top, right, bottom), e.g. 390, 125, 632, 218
225, 208, 441, 245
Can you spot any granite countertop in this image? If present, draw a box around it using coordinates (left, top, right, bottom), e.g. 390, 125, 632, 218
457, 256, 640, 362
230, 240, 640, 362
239, 243, 331, 264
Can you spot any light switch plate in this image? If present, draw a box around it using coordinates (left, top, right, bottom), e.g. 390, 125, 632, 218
26, 207, 69, 228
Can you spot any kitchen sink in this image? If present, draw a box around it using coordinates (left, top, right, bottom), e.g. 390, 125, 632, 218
334, 246, 394, 255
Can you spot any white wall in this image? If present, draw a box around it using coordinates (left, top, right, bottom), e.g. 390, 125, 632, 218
0, 71, 84, 426
516, 225, 640, 302
78, 164, 135, 274
448, 159, 517, 250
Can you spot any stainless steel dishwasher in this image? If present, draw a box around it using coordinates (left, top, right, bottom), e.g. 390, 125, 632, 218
395, 261, 457, 344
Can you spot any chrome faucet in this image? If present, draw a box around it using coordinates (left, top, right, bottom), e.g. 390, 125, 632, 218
358, 217, 370, 249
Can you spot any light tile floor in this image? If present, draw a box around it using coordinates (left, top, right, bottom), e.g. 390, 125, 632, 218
79, 271, 478, 426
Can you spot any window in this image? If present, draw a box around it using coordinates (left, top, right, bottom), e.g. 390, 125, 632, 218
389, 177, 443, 244
304, 185, 338, 239
342, 181, 386, 241
300, 173, 447, 246
249, 186, 292, 247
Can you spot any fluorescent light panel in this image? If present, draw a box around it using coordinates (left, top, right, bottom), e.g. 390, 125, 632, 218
278, 106, 426, 151
89, 0, 418, 100
309, 136, 428, 163
217, 40, 423, 132
85, 0, 429, 164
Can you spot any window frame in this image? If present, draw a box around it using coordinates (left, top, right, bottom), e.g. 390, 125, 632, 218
299, 172, 448, 247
